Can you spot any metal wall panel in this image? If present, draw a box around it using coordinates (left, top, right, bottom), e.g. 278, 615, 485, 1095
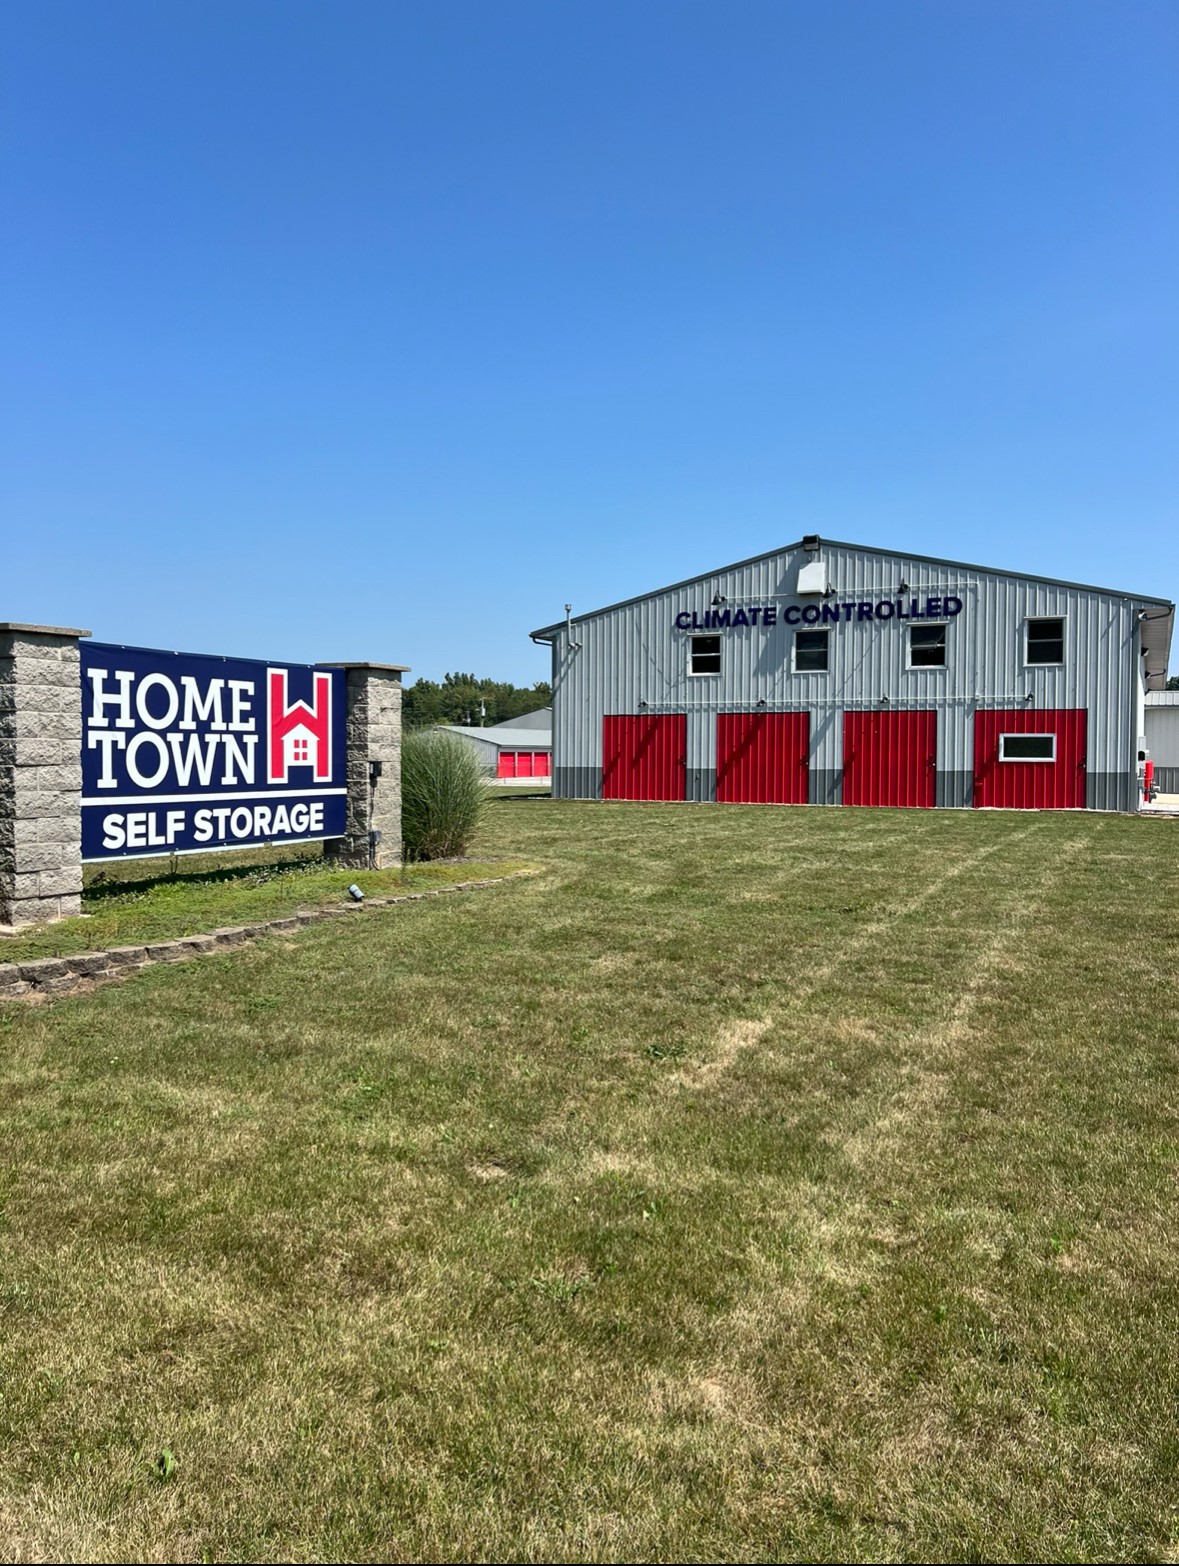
973, 709, 1087, 809
602, 715, 686, 801
545, 540, 1167, 812
717, 712, 809, 804
843, 710, 937, 807
1144, 696, 1179, 768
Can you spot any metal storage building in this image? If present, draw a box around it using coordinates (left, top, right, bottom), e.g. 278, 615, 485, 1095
1144, 691, 1179, 794
530, 538, 1174, 812
429, 709, 552, 780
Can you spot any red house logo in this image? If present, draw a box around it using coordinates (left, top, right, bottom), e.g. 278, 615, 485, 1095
267, 668, 333, 784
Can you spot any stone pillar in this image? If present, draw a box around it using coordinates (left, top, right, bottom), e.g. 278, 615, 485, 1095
0, 623, 90, 927
322, 661, 407, 870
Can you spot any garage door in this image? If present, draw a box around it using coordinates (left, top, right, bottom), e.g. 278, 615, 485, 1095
603, 715, 686, 801
843, 710, 936, 807
717, 712, 809, 804
973, 709, 1087, 809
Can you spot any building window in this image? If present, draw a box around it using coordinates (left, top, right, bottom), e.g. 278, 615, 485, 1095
909, 623, 947, 667
690, 635, 721, 675
999, 733, 1056, 762
793, 629, 829, 673
292, 737, 309, 763
1026, 617, 1065, 665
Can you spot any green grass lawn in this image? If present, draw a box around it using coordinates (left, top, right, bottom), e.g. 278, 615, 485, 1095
1, 800, 1177, 1562
1, 852, 537, 963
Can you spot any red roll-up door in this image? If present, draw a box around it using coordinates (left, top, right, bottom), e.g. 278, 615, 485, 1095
535, 751, 551, 777
518, 752, 535, 778
603, 715, 687, 801
843, 710, 936, 807
497, 752, 516, 779
973, 709, 1087, 809
717, 712, 810, 804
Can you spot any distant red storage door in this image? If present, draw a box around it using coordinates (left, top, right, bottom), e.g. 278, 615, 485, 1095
716, 712, 809, 804
843, 710, 936, 807
602, 715, 687, 801
497, 752, 516, 779
973, 709, 1087, 809
535, 751, 551, 777
517, 752, 535, 778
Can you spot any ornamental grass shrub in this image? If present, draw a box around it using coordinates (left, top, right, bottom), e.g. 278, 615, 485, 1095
401, 729, 486, 860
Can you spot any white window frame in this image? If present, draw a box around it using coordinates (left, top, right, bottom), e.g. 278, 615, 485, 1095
1024, 615, 1066, 668
688, 634, 722, 677
999, 732, 1057, 763
791, 627, 830, 675
906, 621, 949, 671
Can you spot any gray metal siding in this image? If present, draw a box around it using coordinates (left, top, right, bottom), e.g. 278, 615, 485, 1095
549, 541, 1152, 810
430, 729, 500, 770
1145, 702, 1179, 769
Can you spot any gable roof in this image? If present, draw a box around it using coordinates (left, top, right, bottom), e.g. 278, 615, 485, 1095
488, 706, 551, 732
530, 536, 1174, 639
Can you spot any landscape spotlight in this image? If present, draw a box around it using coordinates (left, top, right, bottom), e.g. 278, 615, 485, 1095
348, 884, 365, 902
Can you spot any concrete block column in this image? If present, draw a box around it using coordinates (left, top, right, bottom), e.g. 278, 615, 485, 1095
0, 623, 90, 927
322, 661, 408, 870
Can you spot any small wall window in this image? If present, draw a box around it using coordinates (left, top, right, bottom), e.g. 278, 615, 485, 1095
909, 624, 947, 668
794, 629, 829, 673
1026, 617, 1065, 665
999, 733, 1056, 761
690, 635, 721, 676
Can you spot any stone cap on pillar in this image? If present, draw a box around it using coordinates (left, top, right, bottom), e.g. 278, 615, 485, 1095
0, 623, 91, 637
316, 661, 411, 672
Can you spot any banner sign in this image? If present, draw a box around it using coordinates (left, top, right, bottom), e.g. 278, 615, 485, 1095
674, 595, 965, 631
80, 642, 347, 861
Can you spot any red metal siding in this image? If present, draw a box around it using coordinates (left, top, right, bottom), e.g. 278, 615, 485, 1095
973, 708, 1087, 809
602, 715, 686, 801
843, 710, 937, 807
716, 712, 809, 804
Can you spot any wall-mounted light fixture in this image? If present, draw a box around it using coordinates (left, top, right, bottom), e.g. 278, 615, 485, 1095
711, 593, 727, 606
898, 580, 909, 594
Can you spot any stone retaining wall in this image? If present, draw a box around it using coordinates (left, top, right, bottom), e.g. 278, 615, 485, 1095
0, 869, 539, 1002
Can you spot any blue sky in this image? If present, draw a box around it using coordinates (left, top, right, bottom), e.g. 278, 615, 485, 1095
3, 1, 1176, 682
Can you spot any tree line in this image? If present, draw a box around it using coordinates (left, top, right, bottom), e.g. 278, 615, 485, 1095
403, 673, 552, 730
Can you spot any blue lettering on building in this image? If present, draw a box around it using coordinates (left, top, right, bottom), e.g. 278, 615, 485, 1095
673, 596, 963, 632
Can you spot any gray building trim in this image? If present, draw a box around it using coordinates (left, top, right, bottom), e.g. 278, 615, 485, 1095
1086, 772, 1134, 813
936, 771, 973, 809
687, 767, 714, 804
554, 766, 601, 800
809, 767, 841, 805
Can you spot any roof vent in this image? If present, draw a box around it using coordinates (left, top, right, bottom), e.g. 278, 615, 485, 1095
797, 558, 829, 596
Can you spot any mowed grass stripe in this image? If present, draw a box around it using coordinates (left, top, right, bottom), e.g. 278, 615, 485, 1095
0, 802, 1176, 1562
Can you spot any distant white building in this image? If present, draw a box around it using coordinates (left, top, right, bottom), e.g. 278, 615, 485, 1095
430, 708, 552, 780
1144, 691, 1179, 793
